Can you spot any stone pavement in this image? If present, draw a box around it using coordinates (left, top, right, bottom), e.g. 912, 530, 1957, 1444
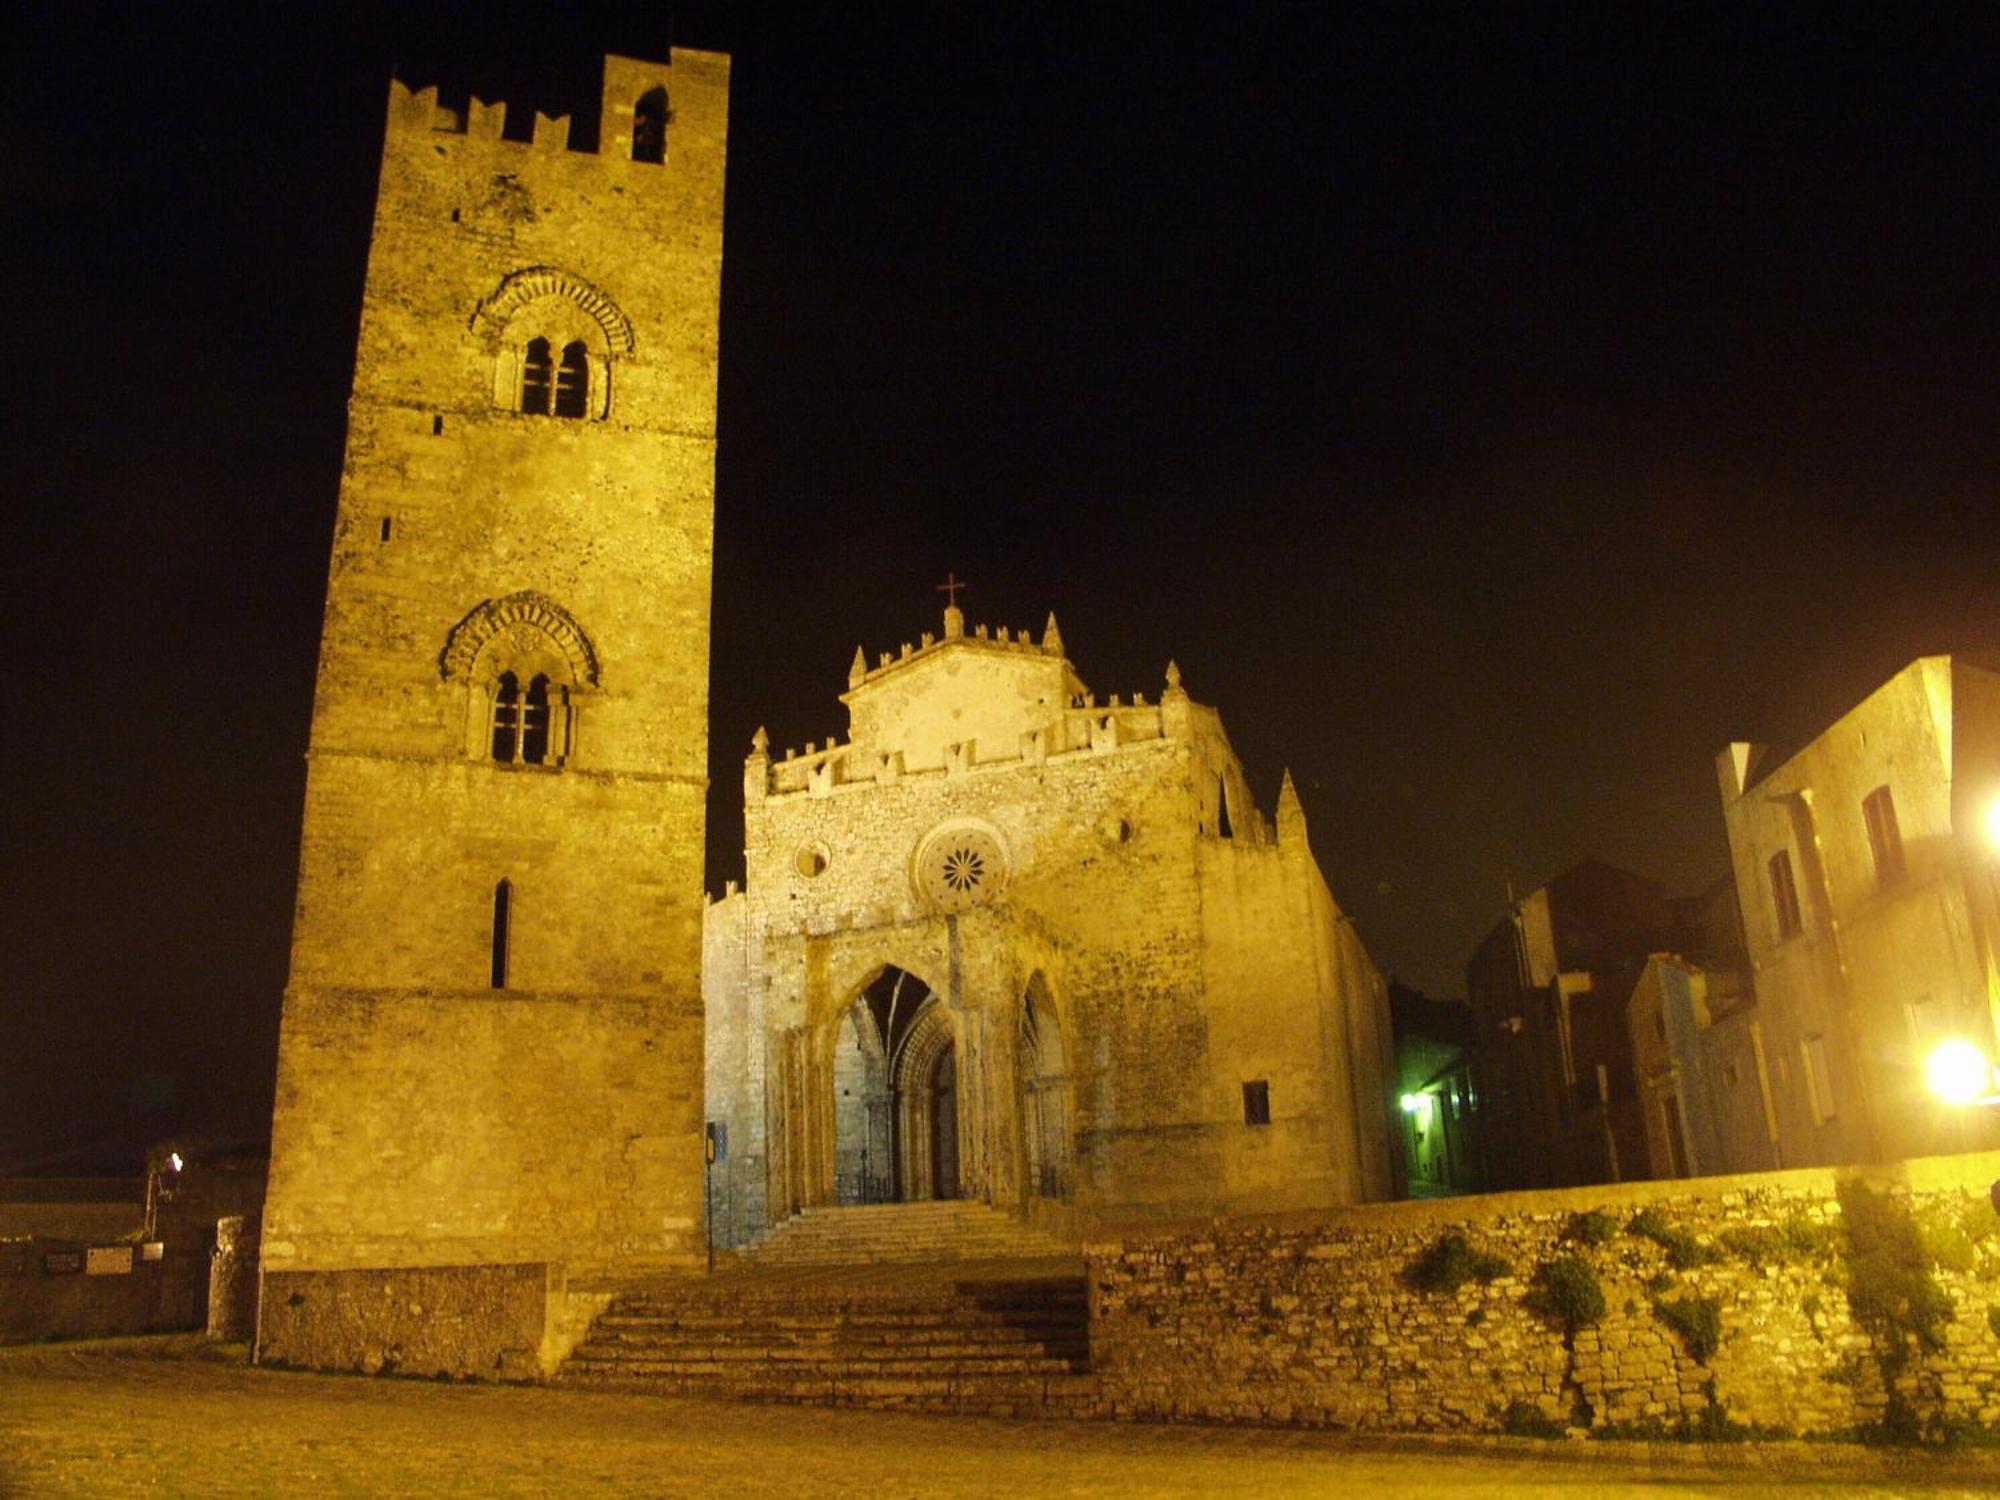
4, 1338, 1999, 1498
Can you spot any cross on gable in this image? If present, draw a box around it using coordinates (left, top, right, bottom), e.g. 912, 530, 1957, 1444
937, 572, 968, 610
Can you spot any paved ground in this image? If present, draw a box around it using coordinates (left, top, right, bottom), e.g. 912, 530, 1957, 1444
4, 1338, 1999, 1497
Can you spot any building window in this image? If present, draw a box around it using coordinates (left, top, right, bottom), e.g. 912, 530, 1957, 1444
1863, 785, 1906, 888
520, 337, 553, 414
633, 86, 669, 164
517, 337, 588, 419
491, 672, 556, 765
1242, 1080, 1271, 1126
1769, 849, 1803, 940
1802, 1033, 1836, 1125
491, 879, 512, 990
553, 341, 588, 418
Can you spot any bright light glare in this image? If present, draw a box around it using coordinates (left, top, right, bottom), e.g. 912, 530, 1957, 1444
167, 1152, 183, 1172
1398, 1093, 1421, 1114
1925, 1038, 1992, 1106
1985, 796, 2000, 850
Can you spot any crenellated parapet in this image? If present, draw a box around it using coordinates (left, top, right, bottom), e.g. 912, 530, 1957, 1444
383, 49, 725, 161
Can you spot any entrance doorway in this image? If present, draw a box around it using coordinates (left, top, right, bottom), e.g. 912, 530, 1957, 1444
831, 967, 961, 1203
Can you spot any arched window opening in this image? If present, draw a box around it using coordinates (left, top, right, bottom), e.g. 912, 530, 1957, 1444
1216, 775, 1235, 838
519, 337, 553, 415
490, 672, 521, 762
553, 341, 589, 418
490, 879, 512, 990
521, 674, 552, 765
632, 86, 669, 164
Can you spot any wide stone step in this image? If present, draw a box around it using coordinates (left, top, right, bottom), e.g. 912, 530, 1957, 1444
567, 1352, 1084, 1379
740, 1203, 1077, 1267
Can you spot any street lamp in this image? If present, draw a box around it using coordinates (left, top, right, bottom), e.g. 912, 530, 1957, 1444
1925, 1036, 2000, 1108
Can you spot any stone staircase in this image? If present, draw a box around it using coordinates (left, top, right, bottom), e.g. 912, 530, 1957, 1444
741, 1200, 1077, 1266
559, 1260, 1096, 1416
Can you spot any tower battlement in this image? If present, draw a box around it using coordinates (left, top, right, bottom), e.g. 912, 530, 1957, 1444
385, 49, 728, 163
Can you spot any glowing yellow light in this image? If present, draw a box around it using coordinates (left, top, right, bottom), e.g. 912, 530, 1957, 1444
1399, 1093, 1422, 1114
1985, 795, 2000, 850
1925, 1037, 1993, 1106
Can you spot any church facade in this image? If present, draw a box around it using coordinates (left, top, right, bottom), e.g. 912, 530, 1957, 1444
704, 606, 1397, 1246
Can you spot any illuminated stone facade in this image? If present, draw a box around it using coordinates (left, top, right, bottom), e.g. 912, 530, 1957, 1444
1716, 655, 2000, 1166
261, 49, 729, 1359
704, 608, 1397, 1245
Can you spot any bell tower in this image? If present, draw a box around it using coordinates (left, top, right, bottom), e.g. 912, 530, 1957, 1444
260, 48, 729, 1369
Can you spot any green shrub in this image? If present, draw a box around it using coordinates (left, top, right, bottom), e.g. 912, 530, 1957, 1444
1838, 1180, 1954, 1356
1627, 1206, 1721, 1269
1499, 1399, 1566, 1439
1655, 1294, 1723, 1363
1921, 1220, 1978, 1275
1535, 1254, 1606, 1333
1406, 1232, 1511, 1293
1466, 1307, 1486, 1328
1564, 1209, 1619, 1247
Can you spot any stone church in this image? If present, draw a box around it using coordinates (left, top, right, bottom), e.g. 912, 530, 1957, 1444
256, 46, 1391, 1369
703, 605, 1396, 1247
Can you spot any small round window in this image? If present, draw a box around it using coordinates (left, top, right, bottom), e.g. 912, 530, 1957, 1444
795, 844, 830, 879
914, 825, 1008, 912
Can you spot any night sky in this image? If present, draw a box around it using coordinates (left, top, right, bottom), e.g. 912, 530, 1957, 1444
8, 3, 2000, 1172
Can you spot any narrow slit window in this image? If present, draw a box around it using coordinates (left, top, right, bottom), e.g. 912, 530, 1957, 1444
553, 341, 589, 418
1216, 776, 1234, 839
520, 337, 553, 415
490, 671, 521, 762
491, 879, 512, 990
379, 517, 392, 542
632, 86, 669, 164
1769, 849, 1802, 940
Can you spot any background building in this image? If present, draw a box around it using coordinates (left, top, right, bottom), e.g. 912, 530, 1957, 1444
1466, 859, 1683, 1190
1388, 982, 1481, 1197
1714, 655, 2000, 1167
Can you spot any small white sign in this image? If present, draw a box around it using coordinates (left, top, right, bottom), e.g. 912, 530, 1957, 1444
86, 1246, 133, 1276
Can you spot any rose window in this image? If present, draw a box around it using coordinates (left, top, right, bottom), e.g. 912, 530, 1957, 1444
916, 827, 1008, 912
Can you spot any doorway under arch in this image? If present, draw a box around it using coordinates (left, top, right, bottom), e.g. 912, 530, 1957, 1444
831, 967, 962, 1203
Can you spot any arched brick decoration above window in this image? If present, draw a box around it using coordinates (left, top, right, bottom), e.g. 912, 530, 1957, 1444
439, 591, 602, 686
470, 266, 636, 355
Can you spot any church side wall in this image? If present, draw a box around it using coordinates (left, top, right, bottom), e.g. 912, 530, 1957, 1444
1195, 836, 1392, 1211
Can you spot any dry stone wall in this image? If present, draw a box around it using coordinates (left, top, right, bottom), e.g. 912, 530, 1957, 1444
1087, 1152, 2000, 1439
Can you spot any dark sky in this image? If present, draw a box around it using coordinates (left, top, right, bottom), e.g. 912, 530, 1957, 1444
7, 2, 2000, 1171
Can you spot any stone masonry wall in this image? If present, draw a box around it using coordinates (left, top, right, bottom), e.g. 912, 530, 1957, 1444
259, 1263, 551, 1380
1088, 1152, 2000, 1438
